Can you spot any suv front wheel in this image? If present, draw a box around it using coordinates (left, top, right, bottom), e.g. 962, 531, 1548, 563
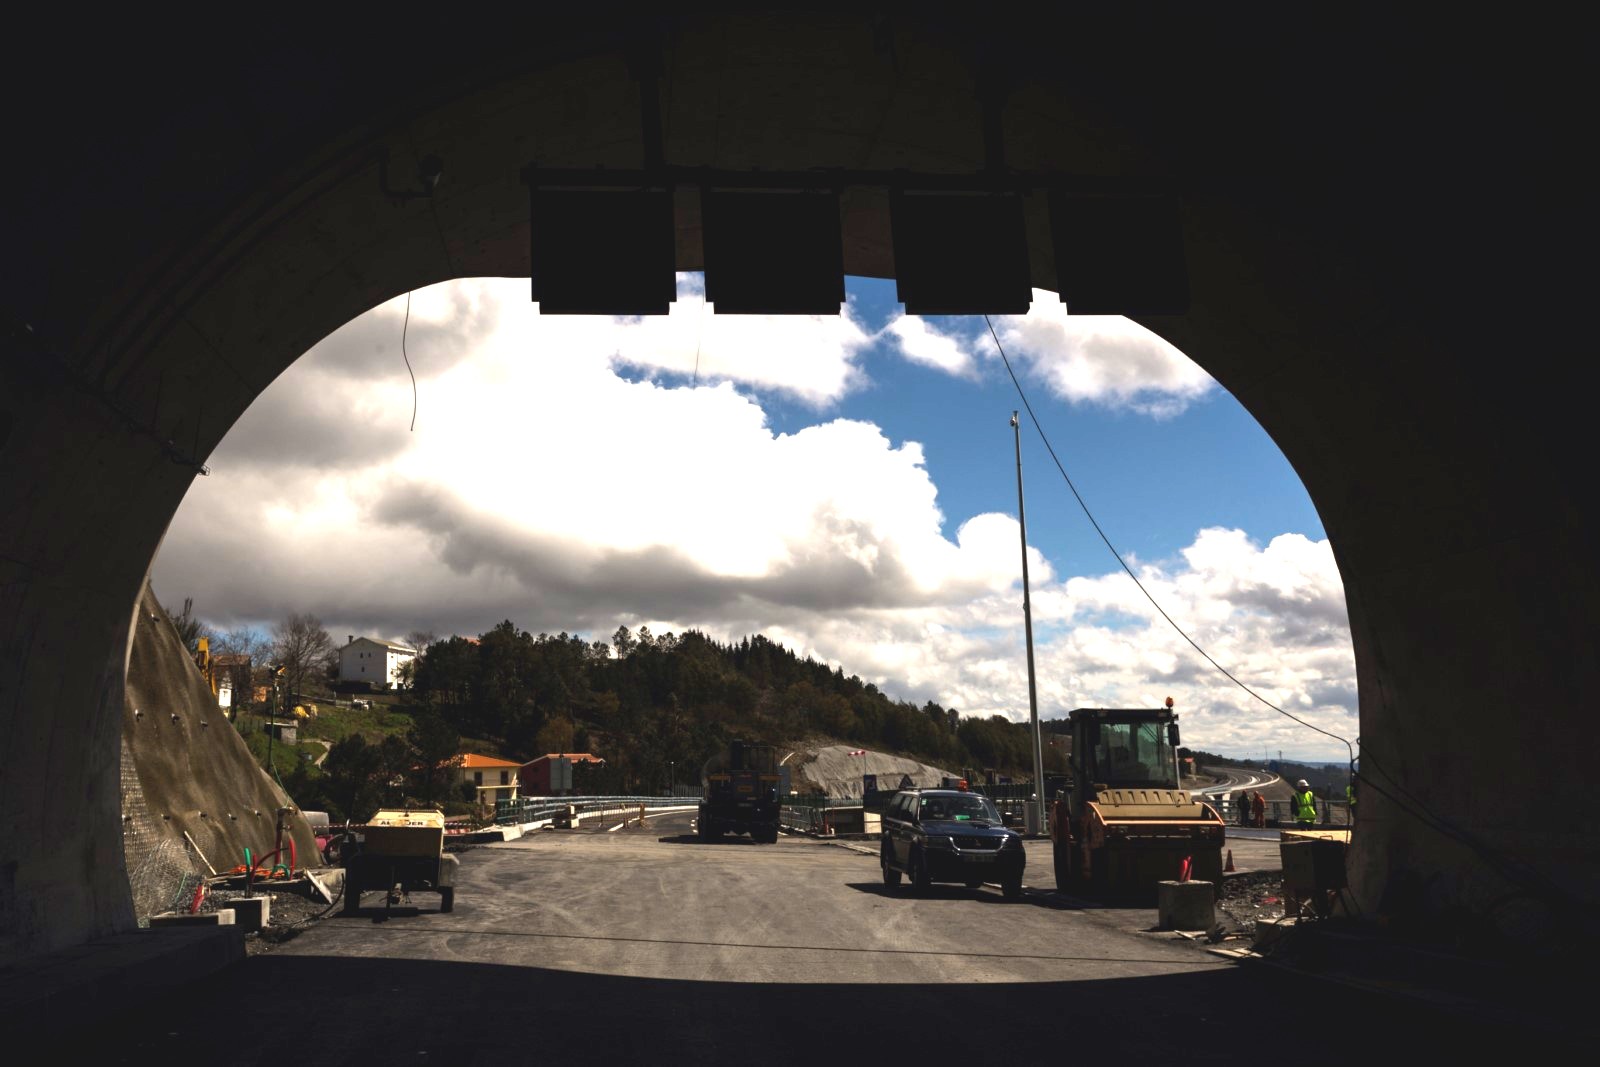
910, 847, 932, 892
881, 843, 902, 887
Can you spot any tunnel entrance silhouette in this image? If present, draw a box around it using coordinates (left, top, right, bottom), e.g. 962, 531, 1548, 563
1, 13, 1592, 960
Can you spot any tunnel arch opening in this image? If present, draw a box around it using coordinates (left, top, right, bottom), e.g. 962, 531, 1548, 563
146, 269, 1352, 804
3, 14, 1592, 961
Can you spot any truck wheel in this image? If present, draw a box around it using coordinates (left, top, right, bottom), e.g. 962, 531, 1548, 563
439, 887, 454, 913
881, 845, 902, 887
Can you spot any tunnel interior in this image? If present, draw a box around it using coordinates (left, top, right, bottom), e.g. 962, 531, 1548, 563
1, 13, 1594, 961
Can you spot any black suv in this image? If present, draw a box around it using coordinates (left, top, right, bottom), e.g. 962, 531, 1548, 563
880, 789, 1025, 899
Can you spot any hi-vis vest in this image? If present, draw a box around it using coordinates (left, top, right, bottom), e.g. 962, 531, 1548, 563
1295, 790, 1317, 823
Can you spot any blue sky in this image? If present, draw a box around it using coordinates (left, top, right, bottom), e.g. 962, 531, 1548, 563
743, 276, 1323, 577
154, 274, 1355, 761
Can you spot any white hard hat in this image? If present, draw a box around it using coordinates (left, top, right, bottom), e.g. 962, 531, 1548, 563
1296, 779, 1309, 788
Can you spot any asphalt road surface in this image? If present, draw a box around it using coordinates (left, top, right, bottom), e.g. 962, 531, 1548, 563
65, 812, 1575, 1062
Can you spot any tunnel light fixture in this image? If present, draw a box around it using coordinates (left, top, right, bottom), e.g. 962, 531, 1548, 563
521, 164, 1173, 316
529, 188, 677, 315
702, 190, 844, 314
1051, 192, 1189, 315
890, 192, 1032, 315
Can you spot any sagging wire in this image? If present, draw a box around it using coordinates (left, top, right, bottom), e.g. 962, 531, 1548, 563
981, 315, 1354, 763
283, 877, 346, 927
983, 314, 1577, 908
402, 291, 418, 431
691, 283, 706, 387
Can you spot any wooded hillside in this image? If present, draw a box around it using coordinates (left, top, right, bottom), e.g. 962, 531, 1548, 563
408, 623, 1067, 794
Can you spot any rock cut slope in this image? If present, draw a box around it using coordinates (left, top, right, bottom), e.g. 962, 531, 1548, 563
789, 743, 955, 799
120, 583, 318, 920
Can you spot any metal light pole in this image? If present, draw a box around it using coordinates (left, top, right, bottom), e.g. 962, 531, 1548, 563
1011, 412, 1046, 834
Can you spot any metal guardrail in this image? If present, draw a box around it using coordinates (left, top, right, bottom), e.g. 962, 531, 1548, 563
1213, 798, 1354, 829
778, 796, 862, 834
494, 795, 701, 826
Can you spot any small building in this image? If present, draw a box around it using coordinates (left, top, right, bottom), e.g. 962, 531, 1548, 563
264, 720, 298, 744
460, 754, 521, 811
521, 752, 605, 795
338, 635, 416, 690
210, 653, 253, 709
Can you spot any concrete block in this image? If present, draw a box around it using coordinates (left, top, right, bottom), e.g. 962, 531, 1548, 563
1254, 916, 1296, 950
457, 827, 511, 844
1157, 880, 1215, 931
149, 910, 235, 927
221, 896, 269, 932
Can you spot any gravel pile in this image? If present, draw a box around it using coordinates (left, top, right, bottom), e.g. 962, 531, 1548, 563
793, 743, 954, 799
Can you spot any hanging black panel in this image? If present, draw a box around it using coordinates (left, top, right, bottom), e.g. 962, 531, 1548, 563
1051, 193, 1188, 315
890, 193, 1032, 315
530, 189, 677, 314
703, 190, 845, 314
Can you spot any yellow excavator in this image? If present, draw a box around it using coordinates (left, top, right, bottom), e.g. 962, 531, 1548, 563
1049, 700, 1225, 900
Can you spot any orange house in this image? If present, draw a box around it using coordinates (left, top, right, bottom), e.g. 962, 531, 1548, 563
459, 753, 521, 810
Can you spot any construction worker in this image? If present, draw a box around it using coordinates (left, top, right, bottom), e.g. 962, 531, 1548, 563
1346, 777, 1357, 822
1293, 779, 1318, 828
1251, 790, 1266, 828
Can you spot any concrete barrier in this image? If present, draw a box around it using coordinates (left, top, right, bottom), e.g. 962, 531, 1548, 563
219, 896, 269, 932
1157, 880, 1215, 931
150, 910, 235, 926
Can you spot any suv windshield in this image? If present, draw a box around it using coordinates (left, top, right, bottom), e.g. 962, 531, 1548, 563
918, 794, 1001, 823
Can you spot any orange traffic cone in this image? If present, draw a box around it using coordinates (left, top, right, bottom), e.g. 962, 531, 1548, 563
1225, 849, 1236, 873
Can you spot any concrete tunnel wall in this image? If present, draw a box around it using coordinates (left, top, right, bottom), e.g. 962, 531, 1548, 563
1, 14, 1594, 959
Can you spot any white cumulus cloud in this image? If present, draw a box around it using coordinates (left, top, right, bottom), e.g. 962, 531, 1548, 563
880, 289, 1216, 419
153, 280, 1349, 761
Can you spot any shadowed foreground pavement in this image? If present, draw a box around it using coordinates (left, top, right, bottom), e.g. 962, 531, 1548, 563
54, 815, 1582, 1062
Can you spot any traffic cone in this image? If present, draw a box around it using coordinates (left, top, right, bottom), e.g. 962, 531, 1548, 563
1225, 849, 1236, 873
1179, 855, 1192, 882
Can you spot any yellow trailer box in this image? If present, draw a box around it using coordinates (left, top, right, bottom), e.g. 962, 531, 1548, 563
363, 809, 445, 858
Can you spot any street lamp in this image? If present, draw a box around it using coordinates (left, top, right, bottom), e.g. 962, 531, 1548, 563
1011, 412, 1046, 835
669, 760, 675, 795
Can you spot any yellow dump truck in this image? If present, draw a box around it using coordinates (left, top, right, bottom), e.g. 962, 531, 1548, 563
1049, 703, 1225, 900
699, 740, 781, 843
342, 808, 458, 914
